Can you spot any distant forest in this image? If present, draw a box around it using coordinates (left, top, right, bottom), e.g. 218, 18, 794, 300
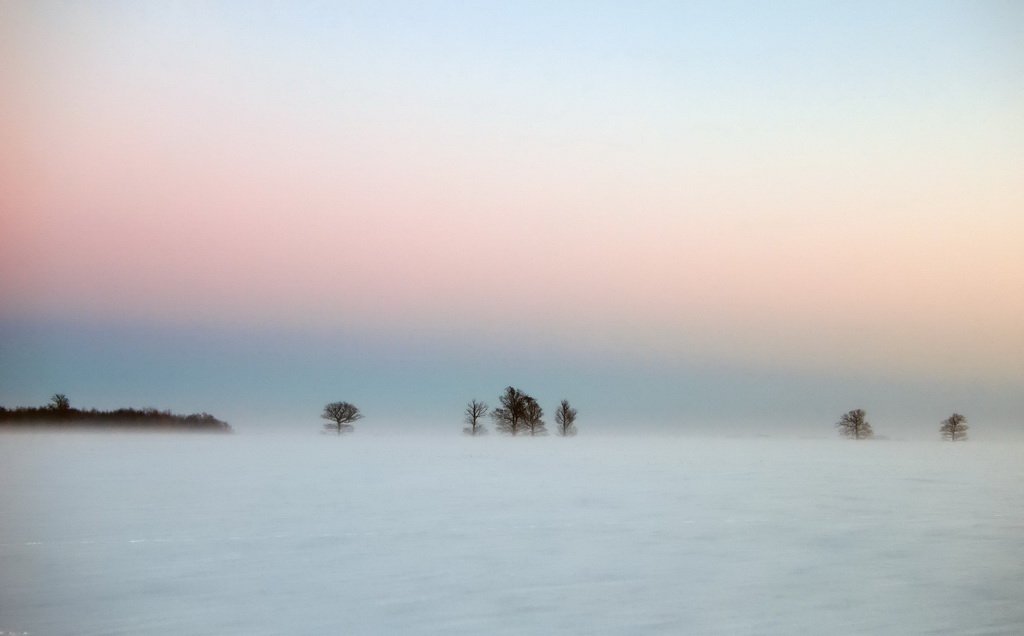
0, 394, 231, 432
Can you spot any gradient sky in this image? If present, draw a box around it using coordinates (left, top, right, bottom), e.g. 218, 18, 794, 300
2, 1, 1022, 436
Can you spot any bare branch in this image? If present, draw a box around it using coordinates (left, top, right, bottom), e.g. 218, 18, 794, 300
555, 399, 578, 436
463, 399, 489, 436
835, 409, 872, 440
523, 396, 546, 436
492, 386, 528, 436
940, 412, 968, 441
321, 401, 363, 435
49, 394, 71, 411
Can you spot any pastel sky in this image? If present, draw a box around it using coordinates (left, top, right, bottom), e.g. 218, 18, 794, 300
2, 1, 1022, 434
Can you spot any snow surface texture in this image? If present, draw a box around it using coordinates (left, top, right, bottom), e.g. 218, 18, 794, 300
1, 433, 1022, 635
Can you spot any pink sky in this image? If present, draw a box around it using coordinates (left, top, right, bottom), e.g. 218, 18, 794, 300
2, 2, 1022, 387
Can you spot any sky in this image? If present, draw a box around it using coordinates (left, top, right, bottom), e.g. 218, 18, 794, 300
1, 1, 1022, 436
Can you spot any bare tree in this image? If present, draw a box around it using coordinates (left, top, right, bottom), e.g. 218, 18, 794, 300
463, 399, 489, 436
523, 396, 546, 436
555, 399, 577, 436
49, 394, 70, 412
940, 413, 968, 441
491, 386, 528, 436
321, 401, 363, 434
835, 409, 872, 439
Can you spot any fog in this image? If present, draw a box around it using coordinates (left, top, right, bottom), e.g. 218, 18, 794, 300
4, 317, 1023, 441
2, 432, 1021, 634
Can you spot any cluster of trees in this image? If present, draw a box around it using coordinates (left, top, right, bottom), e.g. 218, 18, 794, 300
0, 394, 232, 432
320, 387, 579, 437
464, 387, 577, 437
835, 409, 970, 441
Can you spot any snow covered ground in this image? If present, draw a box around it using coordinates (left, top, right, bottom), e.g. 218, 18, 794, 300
1, 432, 1022, 635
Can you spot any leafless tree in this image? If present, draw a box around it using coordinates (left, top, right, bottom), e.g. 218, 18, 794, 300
836, 409, 872, 439
555, 399, 577, 436
491, 386, 528, 436
49, 394, 70, 411
940, 413, 968, 441
523, 396, 546, 436
463, 399, 489, 436
321, 401, 362, 434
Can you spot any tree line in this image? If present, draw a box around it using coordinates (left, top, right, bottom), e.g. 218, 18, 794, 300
5, 394, 972, 441
835, 409, 969, 441
0, 394, 232, 432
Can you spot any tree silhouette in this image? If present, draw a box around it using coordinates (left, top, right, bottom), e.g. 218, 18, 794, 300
49, 394, 70, 412
491, 386, 529, 436
463, 399, 489, 436
555, 399, 578, 436
836, 409, 872, 439
321, 401, 363, 434
940, 413, 968, 441
523, 396, 546, 436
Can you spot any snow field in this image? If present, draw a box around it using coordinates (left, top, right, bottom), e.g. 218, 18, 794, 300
1, 433, 1022, 635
